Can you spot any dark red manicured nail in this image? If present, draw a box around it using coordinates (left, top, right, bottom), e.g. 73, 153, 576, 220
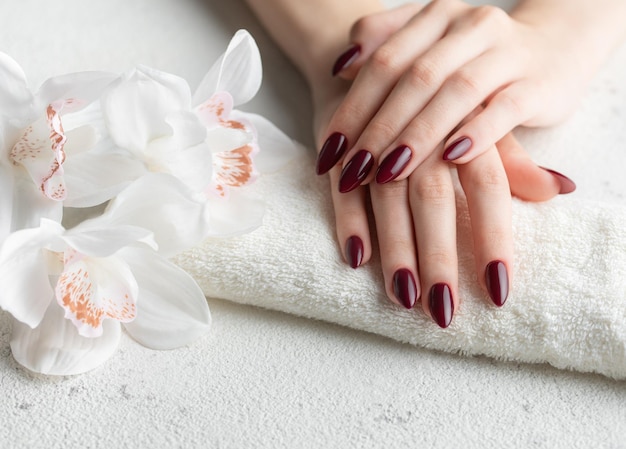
393, 269, 418, 309
316, 132, 348, 175
338, 150, 373, 193
540, 167, 576, 194
443, 137, 472, 161
485, 260, 509, 307
376, 145, 412, 184
429, 283, 454, 328
345, 236, 364, 269
332, 44, 361, 76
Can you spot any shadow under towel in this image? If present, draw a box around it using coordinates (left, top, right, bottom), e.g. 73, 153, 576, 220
175, 151, 626, 380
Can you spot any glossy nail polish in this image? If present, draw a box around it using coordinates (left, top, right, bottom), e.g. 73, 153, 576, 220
540, 167, 576, 194
332, 44, 361, 76
316, 132, 348, 175
376, 145, 412, 184
485, 260, 509, 307
345, 236, 364, 269
338, 149, 374, 193
393, 269, 417, 309
429, 283, 454, 328
442, 137, 472, 161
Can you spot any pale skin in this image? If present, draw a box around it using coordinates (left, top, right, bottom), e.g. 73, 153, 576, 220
244, 0, 626, 327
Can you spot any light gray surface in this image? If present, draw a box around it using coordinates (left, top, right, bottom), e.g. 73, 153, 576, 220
1, 1, 625, 448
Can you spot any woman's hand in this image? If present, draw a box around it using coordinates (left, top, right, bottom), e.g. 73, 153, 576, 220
310, 3, 569, 327
317, 0, 604, 190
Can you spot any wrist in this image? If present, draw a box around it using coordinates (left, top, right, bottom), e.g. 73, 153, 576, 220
245, 0, 384, 89
511, 1, 626, 82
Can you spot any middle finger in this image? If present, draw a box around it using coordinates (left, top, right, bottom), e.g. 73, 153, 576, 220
409, 150, 458, 328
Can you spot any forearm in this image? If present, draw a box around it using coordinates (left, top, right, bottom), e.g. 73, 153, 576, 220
511, 0, 626, 80
244, 0, 383, 86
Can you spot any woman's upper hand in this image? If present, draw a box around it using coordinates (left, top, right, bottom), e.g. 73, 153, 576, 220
317, 0, 589, 191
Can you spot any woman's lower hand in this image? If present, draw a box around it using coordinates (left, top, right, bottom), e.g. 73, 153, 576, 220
310, 1, 572, 327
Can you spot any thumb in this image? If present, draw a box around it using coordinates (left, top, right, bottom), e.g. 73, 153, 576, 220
333, 2, 423, 79
498, 133, 576, 202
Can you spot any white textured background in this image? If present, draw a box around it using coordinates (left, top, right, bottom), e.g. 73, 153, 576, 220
1, 1, 625, 448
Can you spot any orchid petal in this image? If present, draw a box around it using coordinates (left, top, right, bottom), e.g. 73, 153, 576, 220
63, 150, 147, 208
205, 190, 265, 237
0, 163, 15, 241
231, 110, 300, 173
10, 110, 67, 201
55, 254, 138, 338
102, 66, 192, 153
0, 220, 64, 328
10, 175, 63, 232
10, 303, 121, 375
205, 125, 252, 154
162, 141, 213, 194
195, 91, 234, 129
211, 143, 259, 197
35, 71, 117, 114
61, 124, 97, 156
0, 53, 34, 124
62, 221, 156, 258
145, 110, 211, 192
120, 247, 211, 350
100, 173, 209, 257
193, 30, 262, 107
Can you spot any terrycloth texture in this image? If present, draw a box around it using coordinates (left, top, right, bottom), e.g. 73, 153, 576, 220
176, 153, 626, 379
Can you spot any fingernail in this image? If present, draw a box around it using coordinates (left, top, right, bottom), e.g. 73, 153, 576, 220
485, 260, 509, 307
376, 145, 412, 184
345, 236, 364, 269
443, 137, 472, 161
316, 132, 348, 175
429, 283, 454, 328
332, 44, 361, 76
393, 269, 418, 309
338, 149, 374, 193
540, 167, 576, 194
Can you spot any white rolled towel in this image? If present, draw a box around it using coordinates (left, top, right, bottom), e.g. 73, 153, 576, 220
175, 150, 626, 380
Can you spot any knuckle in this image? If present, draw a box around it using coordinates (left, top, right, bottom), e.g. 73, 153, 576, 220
336, 99, 368, 126
447, 69, 481, 98
375, 179, 408, 200
468, 164, 509, 193
411, 173, 455, 202
471, 5, 509, 29
350, 15, 377, 38
427, 0, 457, 15
365, 119, 398, 144
495, 89, 525, 119
422, 249, 456, 268
414, 118, 440, 144
369, 46, 403, 74
335, 204, 365, 227
481, 227, 510, 246
407, 60, 440, 88
384, 233, 414, 251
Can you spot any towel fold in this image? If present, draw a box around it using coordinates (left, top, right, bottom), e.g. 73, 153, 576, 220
175, 150, 626, 380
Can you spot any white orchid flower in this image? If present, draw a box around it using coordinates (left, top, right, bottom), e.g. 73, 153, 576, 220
0, 53, 119, 240
94, 30, 299, 254
192, 30, 300, 234
0, 218, 211, 375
